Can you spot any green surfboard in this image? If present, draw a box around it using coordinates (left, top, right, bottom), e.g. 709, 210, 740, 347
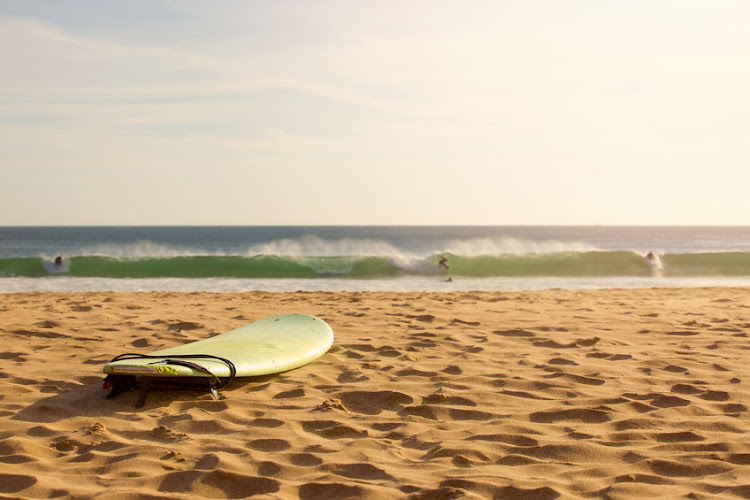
103, 313, 334, 404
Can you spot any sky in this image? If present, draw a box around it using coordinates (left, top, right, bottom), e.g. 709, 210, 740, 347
1, 1, 748, 226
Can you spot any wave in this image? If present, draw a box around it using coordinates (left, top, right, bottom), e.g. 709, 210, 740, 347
57, 236, 605, 260
2, 251, 750, 279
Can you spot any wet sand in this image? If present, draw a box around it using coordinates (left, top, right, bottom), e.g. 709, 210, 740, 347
1, 288, 749, 498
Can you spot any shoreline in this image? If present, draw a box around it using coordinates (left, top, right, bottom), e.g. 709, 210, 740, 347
1, 287, 749, 498
2, 275, 750, 294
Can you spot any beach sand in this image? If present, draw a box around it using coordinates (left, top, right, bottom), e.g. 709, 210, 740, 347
1, 288, 749, 499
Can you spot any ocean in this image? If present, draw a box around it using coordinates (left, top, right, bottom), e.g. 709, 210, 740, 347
1, 226, 749, 292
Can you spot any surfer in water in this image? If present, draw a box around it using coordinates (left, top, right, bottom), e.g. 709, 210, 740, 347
643, 251, 663, 272
45, 255, 68, 275
438, 257, 453, 282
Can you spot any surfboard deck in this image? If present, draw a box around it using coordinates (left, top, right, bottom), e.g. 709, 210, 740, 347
103, 313, 334, 405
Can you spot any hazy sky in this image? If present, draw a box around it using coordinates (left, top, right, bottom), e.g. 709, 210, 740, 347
1, 1, 748, 225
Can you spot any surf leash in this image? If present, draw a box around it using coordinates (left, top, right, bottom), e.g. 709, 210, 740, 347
108, 353, 237, 389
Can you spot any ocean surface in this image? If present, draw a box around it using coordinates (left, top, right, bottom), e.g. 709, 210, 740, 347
1, 226, 749, 292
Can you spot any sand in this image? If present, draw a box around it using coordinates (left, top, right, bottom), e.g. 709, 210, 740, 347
1, 287, 749, 499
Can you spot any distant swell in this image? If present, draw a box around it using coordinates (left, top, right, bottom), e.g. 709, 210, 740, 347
2, 251, 750, 279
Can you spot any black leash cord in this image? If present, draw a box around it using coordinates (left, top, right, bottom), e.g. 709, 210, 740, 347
109, 353, 237, 388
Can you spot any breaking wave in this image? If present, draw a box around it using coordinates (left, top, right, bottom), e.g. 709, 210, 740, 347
2, 250, 749, 279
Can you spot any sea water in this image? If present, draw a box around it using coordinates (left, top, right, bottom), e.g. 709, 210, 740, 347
1, 226, 749, 292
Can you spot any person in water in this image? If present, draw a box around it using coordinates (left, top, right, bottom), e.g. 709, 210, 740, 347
438, 257, 449, 270
54, 256, 63, 267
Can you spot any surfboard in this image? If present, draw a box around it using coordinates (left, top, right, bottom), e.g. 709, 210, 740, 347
103, 313, 334, 405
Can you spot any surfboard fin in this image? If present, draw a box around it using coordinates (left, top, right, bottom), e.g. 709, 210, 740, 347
135, 378, 152, 408
104, 355, 234, 406
103, 374, 224, 407
104, 375, 136, 400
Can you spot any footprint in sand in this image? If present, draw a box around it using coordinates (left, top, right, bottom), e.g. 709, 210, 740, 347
646, 458, 732, 477
623, 393, 691, 409
395, 368, 439, 378
246, 439, 291, 452
249, 418, 285, 428
421, 447, 491, 462
312, 399, 347, 412
608, 354, 633, 361
662, 365, 688, 373
258, 461, 282, 477
336, 371, 369, 383
529, 408, 612, 424
548, 357, 578, 366
12, 329, 67, 339
698, 390, 729, 402
289, 453, 323, 466
422, 394, 476, 406
149, 426, 190, 442
501, 390, 554, 401
331, 463, 393, 480
273, 388, 305, 399
0, 473, 37, 494
493, 329, 535, 338
298, 483, 362, 500
652, 431, 704, 443
665, 330, 700, 336
450, 319, 480, 326
670, 384, 703, 395
375, 346, 402, 357
401, 405, 494, 422
467, 433, 539, 447
441, 365, 462, 375
405, 314, 436, 323
496, 455, 547, 466
167, 321, 204, 332
159, 470, 279, 496
722, 403, 748, 415
195, 454, 220, 470
534, 337, 600, 349
33, 320, 60, 329
495, 486, 561, 499
335, 391, 412, 415
543, 373, 605, 386
301, 421, 368, 439
0, 352, 27, 362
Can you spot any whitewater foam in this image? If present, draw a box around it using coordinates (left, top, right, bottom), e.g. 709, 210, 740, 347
77, 240, 212, 259
245, 235, 407, 258
442, 237, 602, 257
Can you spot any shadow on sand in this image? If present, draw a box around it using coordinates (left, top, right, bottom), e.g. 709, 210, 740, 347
11, 374, 278, 423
